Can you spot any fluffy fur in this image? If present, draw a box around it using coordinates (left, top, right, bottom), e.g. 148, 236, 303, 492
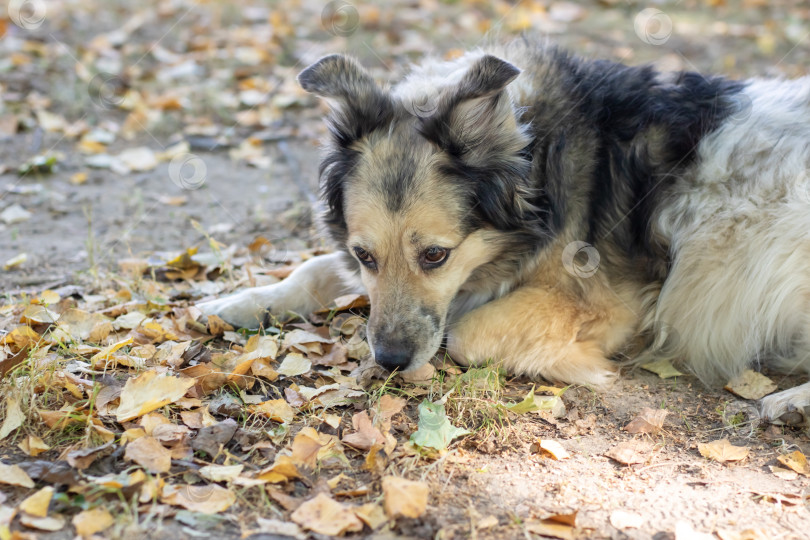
200, 38, 810, 425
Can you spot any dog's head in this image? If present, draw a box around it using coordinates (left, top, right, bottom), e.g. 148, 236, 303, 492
298, 53, 544, 372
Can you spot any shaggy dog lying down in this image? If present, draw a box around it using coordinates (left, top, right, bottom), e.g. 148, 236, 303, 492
201, 38, 810, 425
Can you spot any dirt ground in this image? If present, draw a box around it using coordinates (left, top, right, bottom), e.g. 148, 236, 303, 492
2, 0, 810, 539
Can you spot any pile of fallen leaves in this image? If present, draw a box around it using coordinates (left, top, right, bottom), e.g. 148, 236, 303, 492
0, 244, 549, 538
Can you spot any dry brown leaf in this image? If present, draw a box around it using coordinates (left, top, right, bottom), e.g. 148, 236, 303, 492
724, 370, 777, 400
18, 435, 50, 457
0, 395, 24, 440
257, 455, 301, 483
291, 427, 324, 468
777, 450, 810, 476
769, 465, 799, 480
0, 462, 35, 488
250, 399, 295, 423
20, 487, 54, 517
605, 440, 650, 465
198, 464, 243, 482
625, 407, 668, 434
19, 513, 66, 531
535, 439, 570, 460
698, 438, 749, 463
125, 436, 172, 473
342, 411, 385, 451
354, 502, 387, 530
290, 493, 363, 536
525, 519, 575, 540
161, 483, 236, 513
72, 507, 114, 537
382, 476, 429, 519
116, 371, 195, 422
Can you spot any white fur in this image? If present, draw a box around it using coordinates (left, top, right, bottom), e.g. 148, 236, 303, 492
653, 78, 810, 422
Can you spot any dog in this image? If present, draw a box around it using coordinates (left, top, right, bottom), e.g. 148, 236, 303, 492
199, 38, 810, 425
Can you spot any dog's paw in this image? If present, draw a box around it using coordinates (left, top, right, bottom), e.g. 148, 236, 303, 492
759, 383, 810, 426
196, 292, 270, 330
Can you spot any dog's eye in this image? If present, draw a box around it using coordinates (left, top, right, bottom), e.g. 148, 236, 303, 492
422, 247, 449, 268
353, 246, 377, 269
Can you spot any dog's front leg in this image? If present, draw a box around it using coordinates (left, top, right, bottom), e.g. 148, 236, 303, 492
446, 286, 616, 387
197, 252, 361, 328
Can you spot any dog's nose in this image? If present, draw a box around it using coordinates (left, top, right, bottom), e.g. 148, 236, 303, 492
374, 346, 411, 372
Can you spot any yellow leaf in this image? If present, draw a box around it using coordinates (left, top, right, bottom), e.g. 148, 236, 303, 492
290, 493, 363, 536
0, 395, 24, 440
249, 399, 295, 424
698, 438, 749, 463
198, 464, 244, 482
116, 371, 195, 422
18, 513, 65, 531
18, 435, 50, 457
161, 484, 236, 513
290, 427, 324, 468
124, 436, 172, 473
382, 476, 429, 519
536, 439, 570, 460
90, 337, 133, 367
724, 370, 777, 400
777, 450, 810, 476
20, 486, 54, 517
257, 455, 301, 483
72, 507, 114, 537
3, 252, 27, 270
0, 463, 34, 488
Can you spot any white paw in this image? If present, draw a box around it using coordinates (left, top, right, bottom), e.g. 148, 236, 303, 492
197, 291, 270, 329
759, 382, 810, 426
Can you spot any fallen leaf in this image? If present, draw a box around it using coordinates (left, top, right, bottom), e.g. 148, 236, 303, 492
610, 510, 643, 529
3, 252, 27, 270
343, 411, 385, 451
254, 518, 306, 539
625, 407, 668, 434
641, 358, 685, 379
18, 435, 50, 457
291, 493, 363, 536
354, 502, 387, 530
777, 450, 810, 476
66, 441, 114, 470
605, 440, 650, 465
257, 455, 301, 483
698, 438, 749, 463
525, 519, 575, 540
410, 400, 470, 450
507, 386, 566, 418
72, 507, 114, 537
198, 464, 243, 482
277, 352, 312, 377
0, 462, 35, 488
769, 465, 799, 480
116, 371, 195, 422
19, 513, 65, 531
724, 370, 777, 400
250, 399, 295, 424
125, 436, 172, 473
382, 476, 429, 519
0, 395, 24, 440
161, 484, 236, 513
20, 486, 54, 517
535, 439, 570, 460
191, 418, 238, 458
291, 427, 325, 468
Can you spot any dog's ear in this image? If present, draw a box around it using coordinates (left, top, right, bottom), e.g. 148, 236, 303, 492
299, 55, 393, 146
420, 55, 525, 165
